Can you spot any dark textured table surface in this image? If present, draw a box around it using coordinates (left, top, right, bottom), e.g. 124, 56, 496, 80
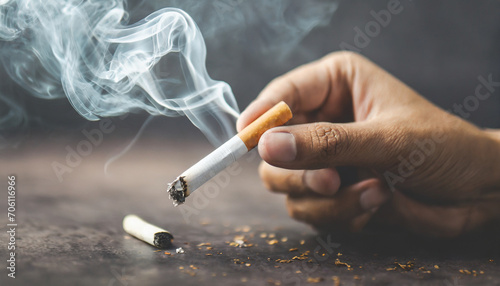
1, 139, 499, 286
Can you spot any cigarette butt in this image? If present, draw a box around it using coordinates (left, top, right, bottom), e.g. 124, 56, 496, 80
237, 101, 293, 150
123, 214, 173, 249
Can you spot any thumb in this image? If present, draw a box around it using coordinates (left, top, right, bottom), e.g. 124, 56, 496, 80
258, 121, 396, 170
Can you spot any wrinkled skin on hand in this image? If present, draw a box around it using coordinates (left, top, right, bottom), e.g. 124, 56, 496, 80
237, 52, 500, 238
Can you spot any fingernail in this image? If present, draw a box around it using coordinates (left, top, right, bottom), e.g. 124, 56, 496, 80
360, 187, 389, 212
261, 132, 297, 162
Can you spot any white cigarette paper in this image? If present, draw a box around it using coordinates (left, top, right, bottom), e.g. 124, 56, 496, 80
183, 135, 247, 194
123, 214, 173, 248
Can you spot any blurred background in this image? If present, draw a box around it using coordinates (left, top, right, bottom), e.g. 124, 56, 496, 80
1, 0, 499, 151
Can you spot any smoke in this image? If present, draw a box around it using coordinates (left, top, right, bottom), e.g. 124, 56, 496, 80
0, 0, 338, 147
141, 0, 339, 58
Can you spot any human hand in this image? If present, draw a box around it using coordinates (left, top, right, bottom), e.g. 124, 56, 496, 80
237, 52, 500, 238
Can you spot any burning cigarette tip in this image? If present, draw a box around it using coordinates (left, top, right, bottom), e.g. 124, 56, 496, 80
123, 214, 173, 249
167, 176, 188, 206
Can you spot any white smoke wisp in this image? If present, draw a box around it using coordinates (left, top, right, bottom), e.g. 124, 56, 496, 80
145, 0, 340, 59
0, 0, 239, 146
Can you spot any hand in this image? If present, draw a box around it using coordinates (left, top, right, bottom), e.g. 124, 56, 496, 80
237, 52, 500, 238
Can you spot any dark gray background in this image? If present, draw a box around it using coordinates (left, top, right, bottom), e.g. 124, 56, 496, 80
1, 0, 499, 148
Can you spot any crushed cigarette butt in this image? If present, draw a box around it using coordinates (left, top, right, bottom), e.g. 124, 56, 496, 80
176, 247, 185, 254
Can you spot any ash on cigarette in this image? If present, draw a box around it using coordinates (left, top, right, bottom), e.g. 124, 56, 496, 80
153, 232, 174, 249
167, 176, 187, 206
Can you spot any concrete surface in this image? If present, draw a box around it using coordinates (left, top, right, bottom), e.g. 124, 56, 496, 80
1, 139, 499, 286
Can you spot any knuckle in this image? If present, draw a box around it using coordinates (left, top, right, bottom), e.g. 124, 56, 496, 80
323, 51, 371, 82
325, 51, 365, 67
307, 123, 349, 160
337, 50, 361, 62
269, 75, 301, 111
268, 76, 285, 90
386, 125, 411, 153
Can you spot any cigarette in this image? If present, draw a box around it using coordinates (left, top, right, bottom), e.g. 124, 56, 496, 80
123, 214, 174, 248
167, 101, 293, 206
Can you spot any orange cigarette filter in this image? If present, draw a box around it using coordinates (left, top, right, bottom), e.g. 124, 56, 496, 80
167, 101, 293, 205
238, 101, 293, 150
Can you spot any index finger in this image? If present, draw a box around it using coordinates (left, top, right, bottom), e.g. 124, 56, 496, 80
237, 54, 339, 132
